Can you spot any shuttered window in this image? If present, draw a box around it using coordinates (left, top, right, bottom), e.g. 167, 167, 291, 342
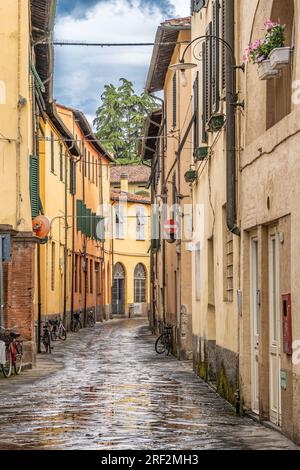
29, 155, 39, 218
70, 159, 76, 195
172, 73, 177, 128
202, 42, 208, 143
193, 72, 199, 150
212, 0, 220, 114
51, 132, 55, 173
76, 200, 83, 231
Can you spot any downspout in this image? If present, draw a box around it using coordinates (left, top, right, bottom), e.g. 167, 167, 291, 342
226, 0, 240, 236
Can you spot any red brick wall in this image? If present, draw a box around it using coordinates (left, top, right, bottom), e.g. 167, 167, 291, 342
3, 233, 36, 364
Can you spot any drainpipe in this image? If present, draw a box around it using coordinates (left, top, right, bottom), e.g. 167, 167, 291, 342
226, 0, 240, 237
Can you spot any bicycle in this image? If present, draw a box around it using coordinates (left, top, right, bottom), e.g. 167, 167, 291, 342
49, 317, 67, 341
71, 311, 82, 332
87, 309, 95, 327
155, 323, 172, 356
0, 327, 23, 378
41, 321, 52, 354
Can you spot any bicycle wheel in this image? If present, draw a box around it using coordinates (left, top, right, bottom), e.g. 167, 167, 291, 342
59, 326, 67, 341
165, 336, 171, 356
155, 334, 166, 354
51, 327, 58, 342
1, 347, 12, 378
14, 342, 23, 375
42, 332, 51, 354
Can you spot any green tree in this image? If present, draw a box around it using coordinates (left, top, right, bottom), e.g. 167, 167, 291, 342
93, 78, 157, 164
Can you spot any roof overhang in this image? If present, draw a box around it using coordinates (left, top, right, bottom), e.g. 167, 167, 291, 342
73, 110, 115, 163
145, 18, 191, 94
140, 109, 163, 161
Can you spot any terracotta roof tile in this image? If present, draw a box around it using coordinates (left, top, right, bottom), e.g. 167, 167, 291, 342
111, 190, 151, 205
110, 165, 151, 184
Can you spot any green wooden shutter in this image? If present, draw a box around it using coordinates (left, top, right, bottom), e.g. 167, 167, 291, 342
86, 208, 92, 238
82, 203, 87, 235
212, 0, 220, 114
91, 212, 96, 239
193, 72, 199, 150
202, 42, 207, 143
70, 160, 76, 195
30, 155, 39, 218
76, 200, 82, 232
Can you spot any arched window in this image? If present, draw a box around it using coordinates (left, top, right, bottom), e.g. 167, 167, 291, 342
136, 205, 146, 241
266, 0, 295, 129
134, 264, 146, 303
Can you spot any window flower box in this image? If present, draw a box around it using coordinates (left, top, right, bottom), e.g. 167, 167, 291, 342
257, 59, 279, 80
269, 47, 291, 70
184, 169, 197, 183
207, 114, 225, 132
194, 146, 209, 162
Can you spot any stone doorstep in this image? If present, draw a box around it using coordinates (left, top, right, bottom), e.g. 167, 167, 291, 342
244, 410, 284, 436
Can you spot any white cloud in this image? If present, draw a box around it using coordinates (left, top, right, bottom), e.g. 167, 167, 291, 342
54, 0, 191, 118
169, 0, 190, 17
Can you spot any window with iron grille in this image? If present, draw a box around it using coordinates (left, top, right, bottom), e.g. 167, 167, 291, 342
226, 231, 234, 302
223, 207, 234, 302
134, 264, 146, 303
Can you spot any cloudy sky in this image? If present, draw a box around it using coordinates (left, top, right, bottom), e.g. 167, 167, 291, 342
54, 0, 190, 123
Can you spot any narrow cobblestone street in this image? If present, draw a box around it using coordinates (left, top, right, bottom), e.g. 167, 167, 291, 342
0, 319, 298, 450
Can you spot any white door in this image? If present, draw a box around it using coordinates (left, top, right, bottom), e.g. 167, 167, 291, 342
268, 231, 281, 426
250, 238, 260, 414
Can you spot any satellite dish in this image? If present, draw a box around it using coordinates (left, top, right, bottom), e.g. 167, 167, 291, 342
32, 215, 51, 239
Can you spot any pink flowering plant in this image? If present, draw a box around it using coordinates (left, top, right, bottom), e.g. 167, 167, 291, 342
243, 20, 286, 64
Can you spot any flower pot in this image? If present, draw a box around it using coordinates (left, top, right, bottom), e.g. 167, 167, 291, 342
207, 114, 225, 132
194, 146, 209, 162
257, 59, 279, 80
269, 47, 291, 70
184, 170, 197, 183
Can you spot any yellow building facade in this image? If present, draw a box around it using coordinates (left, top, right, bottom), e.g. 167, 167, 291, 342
0, 0, 56, 366
143, 18, 193, 359
110, 174, 151, 318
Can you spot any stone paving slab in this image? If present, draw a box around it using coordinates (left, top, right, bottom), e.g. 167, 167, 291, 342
0, 319, 298, 450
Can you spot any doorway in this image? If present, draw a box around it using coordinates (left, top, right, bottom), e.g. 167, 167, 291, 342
250, 237, 260, 414
268, 230, 281, 426
112, 263, 125, 315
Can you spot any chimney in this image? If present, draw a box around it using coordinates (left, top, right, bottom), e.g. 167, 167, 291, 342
120, 173, 129, 193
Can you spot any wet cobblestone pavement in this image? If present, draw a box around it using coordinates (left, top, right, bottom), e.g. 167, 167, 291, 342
0, 319, 298, 450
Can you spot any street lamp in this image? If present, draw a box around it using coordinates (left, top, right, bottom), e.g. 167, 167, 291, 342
168, 34, 244, 97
